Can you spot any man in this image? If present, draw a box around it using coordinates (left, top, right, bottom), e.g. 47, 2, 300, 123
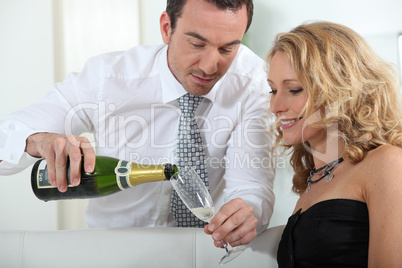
0, 0, 274, 248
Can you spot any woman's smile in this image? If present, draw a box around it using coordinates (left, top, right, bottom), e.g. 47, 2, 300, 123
280, 117, 303, 130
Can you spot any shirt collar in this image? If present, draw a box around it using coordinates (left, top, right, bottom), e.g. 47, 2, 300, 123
158, 45, 223, 104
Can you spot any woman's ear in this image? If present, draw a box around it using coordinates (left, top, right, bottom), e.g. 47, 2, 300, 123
160, 11, 172, 45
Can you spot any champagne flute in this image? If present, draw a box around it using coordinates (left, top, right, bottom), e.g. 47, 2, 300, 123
170, 166, 248, 265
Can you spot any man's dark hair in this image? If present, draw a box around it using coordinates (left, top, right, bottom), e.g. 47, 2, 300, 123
166, 0, 253, 33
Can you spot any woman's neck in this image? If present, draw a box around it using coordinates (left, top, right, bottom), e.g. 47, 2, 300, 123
309, 129, 345, 168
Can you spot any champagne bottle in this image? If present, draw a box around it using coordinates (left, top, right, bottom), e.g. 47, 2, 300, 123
31, 156, 178, 201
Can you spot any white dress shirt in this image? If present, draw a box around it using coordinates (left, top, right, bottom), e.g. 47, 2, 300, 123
0, 44, 275, 233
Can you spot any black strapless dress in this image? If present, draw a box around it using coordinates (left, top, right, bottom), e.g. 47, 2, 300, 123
277, 199, 369, 268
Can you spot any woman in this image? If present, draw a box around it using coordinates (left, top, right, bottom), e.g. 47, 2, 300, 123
267, 21, 402, 267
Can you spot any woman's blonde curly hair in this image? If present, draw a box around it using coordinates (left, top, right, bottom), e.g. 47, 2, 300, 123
266, 21, 402, 195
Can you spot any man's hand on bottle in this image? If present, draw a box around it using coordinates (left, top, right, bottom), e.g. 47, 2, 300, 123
25, 133, 96, 192
204, 198, 258, 248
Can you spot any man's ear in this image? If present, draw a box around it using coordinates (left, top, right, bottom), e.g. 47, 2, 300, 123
160, 11, 172, 45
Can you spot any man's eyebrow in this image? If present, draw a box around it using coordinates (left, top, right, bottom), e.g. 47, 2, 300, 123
185, 32, 208, 42
185, 31, 242, 46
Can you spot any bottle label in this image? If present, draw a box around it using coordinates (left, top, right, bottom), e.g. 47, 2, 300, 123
115, 160, 133, 190
36, 160, 73, 188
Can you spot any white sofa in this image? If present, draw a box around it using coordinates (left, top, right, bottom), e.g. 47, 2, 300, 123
0, 225, 284, 268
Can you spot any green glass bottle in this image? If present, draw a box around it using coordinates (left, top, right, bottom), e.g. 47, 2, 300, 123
31, 156, 178, 201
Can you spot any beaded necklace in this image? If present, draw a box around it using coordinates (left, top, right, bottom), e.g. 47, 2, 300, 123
306, 157, 344, 192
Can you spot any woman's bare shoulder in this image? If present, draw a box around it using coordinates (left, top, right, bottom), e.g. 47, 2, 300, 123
366, 144, 402, 166
361, 144, 402, 192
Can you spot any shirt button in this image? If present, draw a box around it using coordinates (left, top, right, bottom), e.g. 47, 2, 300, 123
158, 220, 165, 226
10, 154, 14, 161
165, 189, 171, 195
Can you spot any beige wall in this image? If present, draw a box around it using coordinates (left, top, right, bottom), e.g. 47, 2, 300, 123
0, 0, 58, 230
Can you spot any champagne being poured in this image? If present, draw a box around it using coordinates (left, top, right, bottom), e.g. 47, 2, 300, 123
31, 156, 178, 201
